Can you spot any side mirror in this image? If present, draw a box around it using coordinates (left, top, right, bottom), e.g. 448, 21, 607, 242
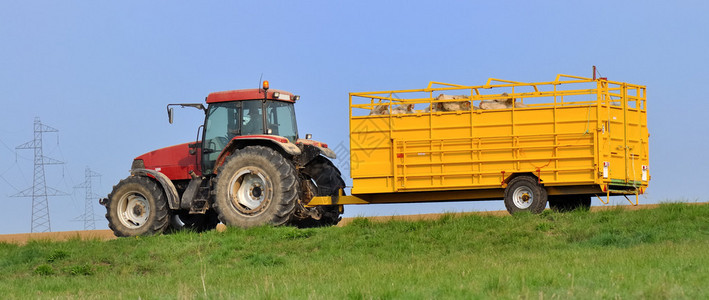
166, 103, 206, 124
168, 107, 174, 124
305, 133, 312, 139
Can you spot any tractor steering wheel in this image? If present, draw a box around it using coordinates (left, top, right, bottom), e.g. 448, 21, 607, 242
207, 136, 229, 153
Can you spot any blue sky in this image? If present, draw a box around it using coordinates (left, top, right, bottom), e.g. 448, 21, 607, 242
1, 1, 707, 234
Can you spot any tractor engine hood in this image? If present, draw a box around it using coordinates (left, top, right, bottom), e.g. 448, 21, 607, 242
132, 142, 198, 181
130, 138, 337, 181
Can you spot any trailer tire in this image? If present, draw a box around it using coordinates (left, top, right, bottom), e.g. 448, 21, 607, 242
504, 176, 547, 215
549, 195, 591, 212
105, 176, 170, 237
578, 195, 592, 210
213, 146, 298, 228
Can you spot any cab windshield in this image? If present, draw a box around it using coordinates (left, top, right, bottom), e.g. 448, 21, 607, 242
265, 101, 298, 142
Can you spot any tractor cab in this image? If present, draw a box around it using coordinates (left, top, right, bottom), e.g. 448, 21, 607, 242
198, 82, 300, 174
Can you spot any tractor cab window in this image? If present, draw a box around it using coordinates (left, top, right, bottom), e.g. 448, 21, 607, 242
241, 101, 264, 136
203, 102, 240, 174
266, 101, 298, 142
240, 100, 298, 142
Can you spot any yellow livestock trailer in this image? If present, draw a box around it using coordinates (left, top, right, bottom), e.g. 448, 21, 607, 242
309, 74, 649, 214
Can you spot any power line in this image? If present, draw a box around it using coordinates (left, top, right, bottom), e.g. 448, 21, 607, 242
11, 117, 68, 233
0, 173, 21, 192
0, 137, 16, 153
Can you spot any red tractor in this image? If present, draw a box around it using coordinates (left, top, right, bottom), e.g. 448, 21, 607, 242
100, 81, 345, 236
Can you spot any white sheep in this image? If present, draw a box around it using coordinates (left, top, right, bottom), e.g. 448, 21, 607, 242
427, 94, 472, 112
369, 103, 415, 115
479, 93, 527, 110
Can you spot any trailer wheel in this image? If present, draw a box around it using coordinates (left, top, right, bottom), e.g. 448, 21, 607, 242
214, 146, 298, 228
548, 195, 591, 212
105, 176, 170, 237
578, 195, 592, 210
504, 176, 547, 215
168, 210, 220, 232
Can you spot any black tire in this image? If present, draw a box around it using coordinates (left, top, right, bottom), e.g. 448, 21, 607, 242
168, 210, 220, 232
294, 156, 345, 227
504, 176, 547, 215
578, 195, 592, 210
105, 176, 170, 237
213, 146, 298, 228
548, 195, 592, 212
302, 156, 345, 197
309, 205, 342, 227
291, 177, 344, 228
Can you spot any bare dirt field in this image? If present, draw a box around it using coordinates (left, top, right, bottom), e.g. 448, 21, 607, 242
1, 203, 703, 245
0, 229, 117, 245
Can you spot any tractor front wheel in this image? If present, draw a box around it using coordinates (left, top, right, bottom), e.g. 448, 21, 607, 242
213, 146, 298, 228
104, 176, 170, 237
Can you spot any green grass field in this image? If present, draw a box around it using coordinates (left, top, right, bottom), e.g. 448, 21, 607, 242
1, 203, 707, 299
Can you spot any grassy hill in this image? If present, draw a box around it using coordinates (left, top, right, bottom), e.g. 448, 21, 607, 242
1, 203, 707, 299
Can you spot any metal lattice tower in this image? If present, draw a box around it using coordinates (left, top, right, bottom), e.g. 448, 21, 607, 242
12, 117, 67, 233
74, 167, 101, 230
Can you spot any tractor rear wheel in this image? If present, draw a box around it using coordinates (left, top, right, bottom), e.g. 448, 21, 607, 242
504, 176, 547, 215
104, 176, 170, 237
213, 146, 298, 228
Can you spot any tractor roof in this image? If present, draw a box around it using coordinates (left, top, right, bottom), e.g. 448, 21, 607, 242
206, 89, 295, 104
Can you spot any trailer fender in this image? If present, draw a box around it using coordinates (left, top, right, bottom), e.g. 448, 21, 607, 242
501, 172, 541, 187
130, 169, 180, 210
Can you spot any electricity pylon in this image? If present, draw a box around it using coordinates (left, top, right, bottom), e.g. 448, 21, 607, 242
11, 117, 67, 233
74, 167, 101, 230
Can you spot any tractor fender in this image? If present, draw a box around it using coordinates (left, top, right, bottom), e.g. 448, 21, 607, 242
130, 168, 180, 210
318, 146, 336, 159
214, 135, 302, 172
296, 138, 336, 159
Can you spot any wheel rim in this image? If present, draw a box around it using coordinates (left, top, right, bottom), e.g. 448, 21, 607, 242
227, 167, 273, 215
512, 186, 534, 209
117, 192, 150, 228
